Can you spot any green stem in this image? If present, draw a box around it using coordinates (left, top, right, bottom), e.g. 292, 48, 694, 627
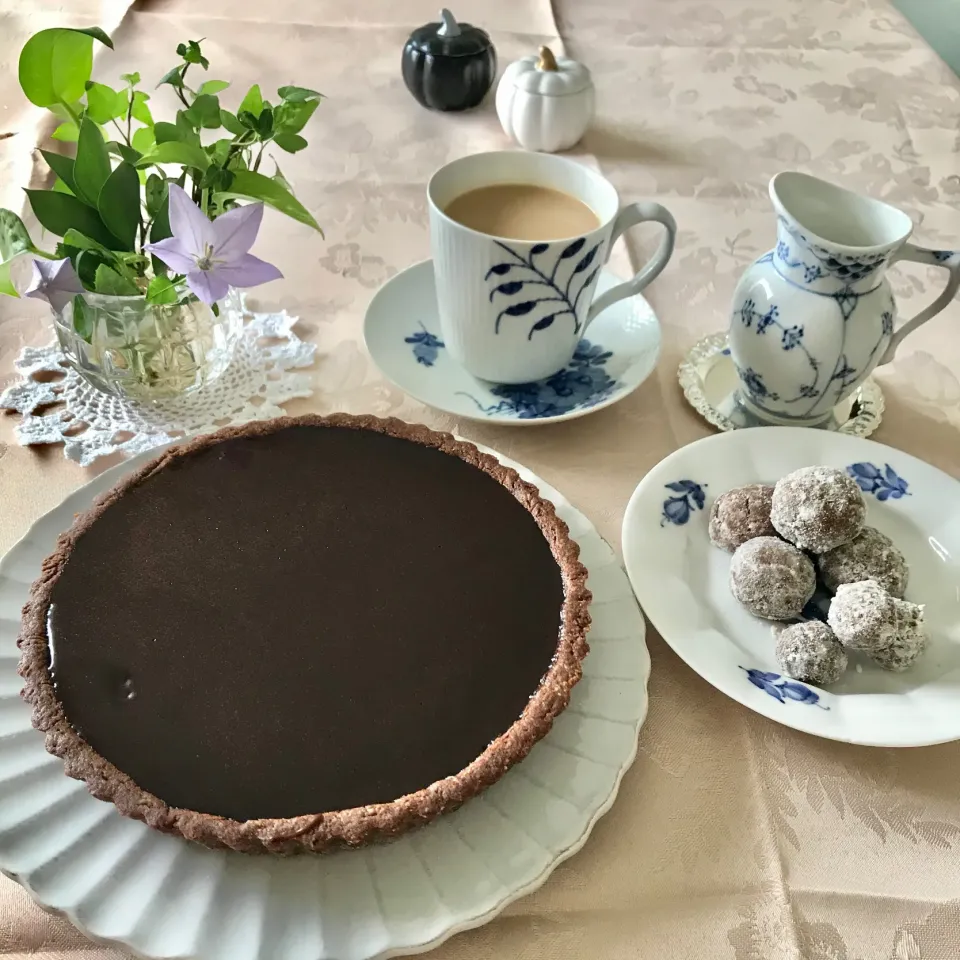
223, 131, 256, 171
190, 168, 205, 207
111, 118, 130, 146
253, 144, 265, 172
57, 99, 82, 127
175, 64, 191, 108
126, 91, 135, 143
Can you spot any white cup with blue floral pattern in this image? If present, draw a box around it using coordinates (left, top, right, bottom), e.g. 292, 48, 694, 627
428, 151, 676, 384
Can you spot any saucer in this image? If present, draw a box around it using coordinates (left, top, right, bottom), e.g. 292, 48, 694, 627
679, 332, 884, 437
364, 260, 661, 425
622, 427, 960, 747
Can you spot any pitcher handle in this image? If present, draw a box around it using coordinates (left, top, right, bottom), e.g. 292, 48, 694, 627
583, 201, 677, 329
881, 245, 960, 364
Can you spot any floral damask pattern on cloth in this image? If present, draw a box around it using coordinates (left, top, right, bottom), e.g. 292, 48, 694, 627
1, 0, 960, 958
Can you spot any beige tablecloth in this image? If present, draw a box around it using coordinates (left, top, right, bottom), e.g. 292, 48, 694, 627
2, 0, 960, 956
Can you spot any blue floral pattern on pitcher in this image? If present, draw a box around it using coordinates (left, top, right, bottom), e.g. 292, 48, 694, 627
775, 219, 889, 288
486, 238, 603, 338
736, 298, 821, 405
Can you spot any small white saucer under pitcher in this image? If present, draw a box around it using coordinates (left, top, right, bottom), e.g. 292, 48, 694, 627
364, 260, 661, 425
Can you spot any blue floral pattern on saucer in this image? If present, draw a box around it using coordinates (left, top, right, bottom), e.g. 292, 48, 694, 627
741, 668, 827, 708
847, 462, 910, 500
660, 480, 707, 526
405, 330, 620, 420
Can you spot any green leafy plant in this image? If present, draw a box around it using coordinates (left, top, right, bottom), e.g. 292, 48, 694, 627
1, 26, 322, 326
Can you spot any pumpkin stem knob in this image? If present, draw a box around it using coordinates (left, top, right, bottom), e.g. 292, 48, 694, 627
437, 8, 461, 37
537, 46, 559, 71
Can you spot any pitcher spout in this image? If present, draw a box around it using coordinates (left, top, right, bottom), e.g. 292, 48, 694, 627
771, 171, 913, 252
769, 172, 912, 294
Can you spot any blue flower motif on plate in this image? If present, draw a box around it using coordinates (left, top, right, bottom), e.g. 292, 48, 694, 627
741, 668, 828, 708
661, 480, 707, 526
847, 462, 910, 500
404, 326, 444, 367
801, 591, 833, 624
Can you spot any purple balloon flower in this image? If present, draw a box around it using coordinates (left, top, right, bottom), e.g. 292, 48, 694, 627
20, 257, 84, 313
145, 185, 283, 304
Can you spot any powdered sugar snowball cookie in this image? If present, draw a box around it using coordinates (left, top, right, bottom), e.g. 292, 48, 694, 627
818, 526, 909, 598
828, 579, 927, 668
729, 536, 816, 620
770, 466, 866, 553
708, 484, 776, 552
870, 608, 929, 672
774, 621, 848, 685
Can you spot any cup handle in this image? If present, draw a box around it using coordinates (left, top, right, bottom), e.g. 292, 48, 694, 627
583, 201, 677, 330
880, 245, 960, 364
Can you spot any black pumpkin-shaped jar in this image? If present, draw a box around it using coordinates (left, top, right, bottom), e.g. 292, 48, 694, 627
402, 9, 497, 112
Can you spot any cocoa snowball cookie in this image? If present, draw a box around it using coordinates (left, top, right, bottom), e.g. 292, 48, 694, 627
870, 613, 929, 672
818, 526, 909, 599
708, 484, 777, 553
774, 621, 848, 685
770, 466, 866, 553
827, 580, 928, 670
730, 536, 816, 620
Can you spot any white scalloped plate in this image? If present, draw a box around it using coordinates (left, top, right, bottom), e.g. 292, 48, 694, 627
622, 427, 960, 747
0, 440, 649, 959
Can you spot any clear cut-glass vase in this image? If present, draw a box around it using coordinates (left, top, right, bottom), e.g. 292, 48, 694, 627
52, 284, 243, 401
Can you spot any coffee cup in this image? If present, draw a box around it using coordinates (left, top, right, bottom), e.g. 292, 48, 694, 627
427, 150, 676, 383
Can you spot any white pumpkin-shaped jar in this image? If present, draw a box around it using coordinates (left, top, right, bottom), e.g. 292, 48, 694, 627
496, 46, 594, 153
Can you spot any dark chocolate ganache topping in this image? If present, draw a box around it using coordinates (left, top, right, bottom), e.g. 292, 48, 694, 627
46, 426, 565, 821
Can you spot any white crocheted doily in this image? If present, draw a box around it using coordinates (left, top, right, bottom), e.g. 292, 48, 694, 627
0, 308, 316, 466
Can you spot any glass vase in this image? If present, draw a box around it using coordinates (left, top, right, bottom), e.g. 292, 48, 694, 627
52, 286, 243, 401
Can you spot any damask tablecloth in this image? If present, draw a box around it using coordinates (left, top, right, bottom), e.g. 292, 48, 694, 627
2, 0, 960, 956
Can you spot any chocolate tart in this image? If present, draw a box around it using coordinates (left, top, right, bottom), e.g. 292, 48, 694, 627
18, 415, 590, 854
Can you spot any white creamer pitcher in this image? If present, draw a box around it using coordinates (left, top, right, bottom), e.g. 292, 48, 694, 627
729, 172, 960, 426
